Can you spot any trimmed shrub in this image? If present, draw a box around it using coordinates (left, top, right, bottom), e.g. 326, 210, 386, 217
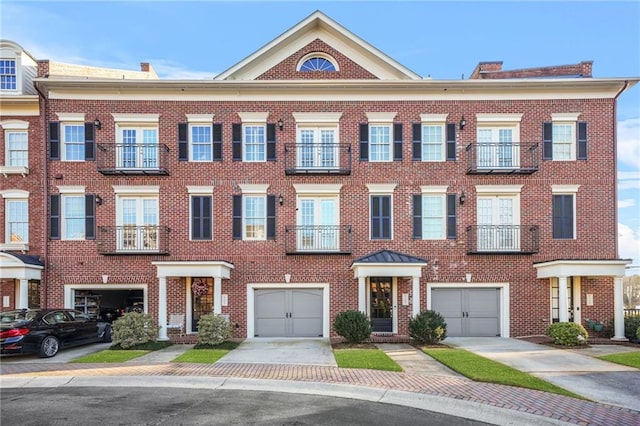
112, 312, 158, 349
624, 316, 640, 341
637, 325, 640, 342
545, 322, 588, 346
333, 310, 371, 344
408, 310, 447, 345
196, 313, 233, 346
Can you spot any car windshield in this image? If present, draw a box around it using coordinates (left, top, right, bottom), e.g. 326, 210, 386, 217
0, 310, 37, 323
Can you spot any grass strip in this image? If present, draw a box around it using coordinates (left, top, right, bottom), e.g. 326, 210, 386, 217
333, 348, 403, 372
173, 341, 240, 364
598, 352, 640, 369
72, 350, 149, 363
422, 347, 583, 399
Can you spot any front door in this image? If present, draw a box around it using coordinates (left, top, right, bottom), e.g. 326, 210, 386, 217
191, 278, 213, 332
370, 277, 392, 332
551, 277, 578, 323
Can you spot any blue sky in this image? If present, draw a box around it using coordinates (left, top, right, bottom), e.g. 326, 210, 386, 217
2, 1, 639, 271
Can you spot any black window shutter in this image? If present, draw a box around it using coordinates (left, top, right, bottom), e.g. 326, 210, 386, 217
266, 123, 276, 161
371, 196, 380, 239
178, 123, 188, 161
85, 194, 96, 240
232, 124, 242, 161
266, 195, 276, 240
553, 194, 574, 239
412, 123, 422, 160
84, 123, 95, 161
50, 194, 60, 240
446, 123, 456, 160
49, 122, 60, 160
577, 122, 587, 160
446, 194, 457, 239
412, 194, 422, 239
543, 122, 553, 160
359, 123, 369, 161
393, 123, 403, 161
232, 195, 242, 239
212, 124, 223, 161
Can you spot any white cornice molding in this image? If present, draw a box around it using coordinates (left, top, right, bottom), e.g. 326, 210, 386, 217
0, 189, 29, 198
237, 112, 269, 123
0, 119, 29, 129
186, 186, 214, 194
292, 112, 342, 123
420, 185, 449, 193
551, 112, 581, 121
56, 185, 86, 194
56, 112, 85, 122
476, 113, 524, 122
475, 184, 524, 194
366, 112, 397, 122
551, 184, 581, 193
366, 183, 397, 193
111, 113, 159, 123
186, 114, 214, 123
293, 183, 342, 194
112, 185, 160, 194
420, 114, 448, 123
238, 183, 269, 194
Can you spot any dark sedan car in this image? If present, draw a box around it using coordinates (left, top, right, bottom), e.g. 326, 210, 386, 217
0, 308, 112, 358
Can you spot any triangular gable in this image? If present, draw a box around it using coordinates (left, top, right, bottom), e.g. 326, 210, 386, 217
215, 10, 421, 81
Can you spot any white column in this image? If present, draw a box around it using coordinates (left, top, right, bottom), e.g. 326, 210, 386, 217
157, 276, 168, 341
18, 279, 29, 309
612, 276, 627, 341
558, 276, 568, 322
358, 277, 366, 313
412, 277, 420, 317
213, 277, 222, 314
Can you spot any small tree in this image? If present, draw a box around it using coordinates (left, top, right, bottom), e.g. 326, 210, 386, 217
408, 310, 447, 345
112, 312, 158, 349
196, 313, 232, 346
546, 322, 588, 346
333, 310, 371, 344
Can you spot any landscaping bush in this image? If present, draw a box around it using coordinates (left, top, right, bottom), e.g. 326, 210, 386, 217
111, 312, 158, 349
333, 310, 371, 344
637, 325, 640, 342
408, 310, 447, 345
545, 322, 588, 346
196, 313, 233, 346
624, 316, 640, 341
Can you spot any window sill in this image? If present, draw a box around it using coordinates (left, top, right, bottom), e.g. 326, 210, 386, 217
0, 166, 29, 177
0, 242, 29, 251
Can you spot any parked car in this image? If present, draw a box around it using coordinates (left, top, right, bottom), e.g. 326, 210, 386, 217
0, 308, 112, 358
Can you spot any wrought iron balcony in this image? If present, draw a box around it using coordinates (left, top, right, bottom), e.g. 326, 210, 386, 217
284, 143, 352, 175
466, 225, 539, 254
97, 144, 170, 175
284, 225, 353, 254
466, 143, 539, 174
97, 225, 170, 255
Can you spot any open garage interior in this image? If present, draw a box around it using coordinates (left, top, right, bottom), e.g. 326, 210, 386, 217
70, 287, 145, 322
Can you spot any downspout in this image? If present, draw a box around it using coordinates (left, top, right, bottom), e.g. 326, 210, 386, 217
34, 80, 48, 308
612, 80, 629, 260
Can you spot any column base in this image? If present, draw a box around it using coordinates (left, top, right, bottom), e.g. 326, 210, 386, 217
610, 336, 629, 342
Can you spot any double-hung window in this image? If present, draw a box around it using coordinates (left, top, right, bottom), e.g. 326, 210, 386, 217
0, 59, 17, 90
232, 112, 276, 162
48, 114, 96, 162
244, 195, 266, 239
360, 112, 401, 162
1, 189, 29, 250
552, 185, 579, 239
62, 123, 85, 161
233, 184, 275, 241
543, 113, 587, 161
1, 120, 29, 175
177, 115, 221, 162
49, 187, 96, 240
63, 196, 86, 239
413, 186, 456, 240
369, 124, 391, 162
244, 125, 266, 162
191, 125, 212, 161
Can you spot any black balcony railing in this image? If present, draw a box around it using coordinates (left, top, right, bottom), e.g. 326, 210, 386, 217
466, 225, 539, 254
97, 225, 170, 255
466, 143, 539, 174
284, 144, 352, 175
97, 144, 170, 175
284, 225, 353, 254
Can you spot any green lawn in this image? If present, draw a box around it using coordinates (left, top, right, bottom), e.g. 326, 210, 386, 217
173, 341, 240, 364
422, 347, 583, 399
72, 350, 149, 363
333, 348, 403, 372
598, 351, 640, 369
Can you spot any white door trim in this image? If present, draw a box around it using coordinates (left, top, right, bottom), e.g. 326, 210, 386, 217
427, 282, 510, 338
247, 282, 329, 338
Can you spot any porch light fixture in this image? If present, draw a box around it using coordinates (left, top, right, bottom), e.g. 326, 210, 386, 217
277, 119, 284, 130
93, 118, 102, 130
459, 115, 466, 130
465, 273, 472, 283
284, 273, 291, 283
278, 194, 284, 205
102, 275, 108, 284
459, 191, 466, 205
95, 195, 103, 206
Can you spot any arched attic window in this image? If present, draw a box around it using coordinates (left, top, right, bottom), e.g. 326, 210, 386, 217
297, 53, 338, 72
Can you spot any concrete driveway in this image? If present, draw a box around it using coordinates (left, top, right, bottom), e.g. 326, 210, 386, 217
445, 337, 640, 412
0, 342, 112, 364
217, 338, 338, 367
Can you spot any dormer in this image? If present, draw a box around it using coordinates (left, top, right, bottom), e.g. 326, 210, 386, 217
0, 40, 37, 96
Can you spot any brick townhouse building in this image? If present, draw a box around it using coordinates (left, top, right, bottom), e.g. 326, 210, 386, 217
1, 11, 637, 341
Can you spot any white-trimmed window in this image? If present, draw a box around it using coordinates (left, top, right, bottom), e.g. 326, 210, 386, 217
1, 189, 29, 250
62, 123, 85, 161
552, 184, 579, 239
113, 114, 160, 170
113, 185, 160, 251
475, 114, 522, 169
1, 120, 29, 174
0, 59, 17, 91
551, 123, 574, 160
233, 184, 274, 241
188, 186, 214, 241
62, 195, 85, 240
244, 195, 266, 239
544, 113, 582, 161
244, 125, 265, 162
413, 186, 456, 240
297, 53, 338, 72
475, 185, 523, 251
190, 124, 212, 161
368, 184, 396, 240
422, 125, 444, 161
369, 124, 392, 162
423, 194, 445, 239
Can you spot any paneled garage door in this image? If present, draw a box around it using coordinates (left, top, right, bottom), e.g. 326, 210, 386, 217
254, 289, 323, 337
431, 288, 500, 337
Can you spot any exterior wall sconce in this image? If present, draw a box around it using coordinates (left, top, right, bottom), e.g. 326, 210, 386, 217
93, 118, 102, 130
278, 194, 284, 205
284, 273, 291, 283
95, 195, 103, 206
459, 191, 466, 205
465, 273, 472, 283
102, 275, 108, 284
459, 115, 466, 130
277, 119, 284, 130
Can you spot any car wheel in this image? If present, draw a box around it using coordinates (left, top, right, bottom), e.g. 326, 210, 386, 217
102, 325, 112, 343
38, 335, 60, 358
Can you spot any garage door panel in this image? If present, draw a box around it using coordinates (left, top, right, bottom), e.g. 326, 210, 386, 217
255, 288, 323, 338
255, 290, 287, 318
468, 318, 500, 337
291, 290, 322, 317
467, 289, 499, 318
291, 318, 323, 337
432, 288, 500, 337
255, 318, 287, 337
444, 318, 463, 337
431, 289, 463, 318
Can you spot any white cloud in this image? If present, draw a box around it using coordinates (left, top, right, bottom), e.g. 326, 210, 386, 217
618, 198, 636, 208
618, 118, 640, 168
148, 60, 216, 80
619, 223, 640, 265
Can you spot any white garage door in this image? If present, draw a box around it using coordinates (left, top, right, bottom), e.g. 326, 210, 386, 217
254, 289, 323, 337
431, 288, 500, 337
